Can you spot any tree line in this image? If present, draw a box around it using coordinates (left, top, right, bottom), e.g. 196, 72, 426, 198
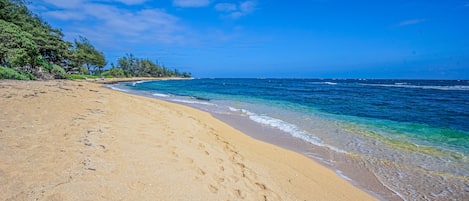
107, 54, 191, 78
0, 0, 190, 80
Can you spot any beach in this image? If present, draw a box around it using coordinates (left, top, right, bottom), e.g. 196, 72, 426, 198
0, 80, 376, 201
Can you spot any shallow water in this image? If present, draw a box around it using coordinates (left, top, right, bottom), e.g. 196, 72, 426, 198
111, 78, 469, 200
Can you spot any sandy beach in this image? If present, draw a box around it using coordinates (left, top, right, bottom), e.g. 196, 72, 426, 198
0, 80, 376, 201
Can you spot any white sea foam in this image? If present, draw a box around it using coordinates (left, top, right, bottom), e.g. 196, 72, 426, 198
152, 93, 170, 97
336, 170, 352, 181
310, 82, 338, 85
229, 107, 347, 153
303, 152, 334, 166
361, 84, 469, 91
170, 99, 216, 106
108, 85, 129, 92
131, 80, 149, 86
373, 171, 408, 201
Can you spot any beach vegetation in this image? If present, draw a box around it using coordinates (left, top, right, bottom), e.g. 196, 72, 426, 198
50, 64, 68, 79
0, 0, 70, 79
101, 68, 126, 78
68, 36, 107, 76
67, 74, 103, 80
0, 66, 36, 80
0, 0, 191, 80
115, 53, 190, 78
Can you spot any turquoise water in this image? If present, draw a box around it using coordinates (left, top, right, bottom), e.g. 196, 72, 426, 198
112, 79, 469, 200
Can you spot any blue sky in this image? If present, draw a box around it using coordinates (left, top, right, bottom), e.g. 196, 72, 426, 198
31, 0, 469, 79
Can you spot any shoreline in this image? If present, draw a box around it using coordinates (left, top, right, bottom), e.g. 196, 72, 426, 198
107, 79, 401, 200
83, 77, 191, 84
209, 111, 401, 201
0, 79, 376, 200
109, 78, 469, 201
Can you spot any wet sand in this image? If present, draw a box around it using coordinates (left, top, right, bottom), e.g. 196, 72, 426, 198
0, 80, 376, 200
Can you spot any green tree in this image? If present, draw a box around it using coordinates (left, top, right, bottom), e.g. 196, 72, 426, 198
117, 53, 136, 77
0, 0, 110, 80
114, 53, 191, 78
1, 0, 70, 66
70, 36, 106, 75
0, 19, 40, 70
0, 0, 73, 79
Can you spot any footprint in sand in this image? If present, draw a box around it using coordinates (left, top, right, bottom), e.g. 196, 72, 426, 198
208, 184, 218, 193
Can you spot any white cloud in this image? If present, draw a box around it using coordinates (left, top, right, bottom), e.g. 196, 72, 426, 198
215, 1, 257, 19
240, 1, 255, 13
87, 5, 181, 43
43, 0, 85, 9
43, 0, 149, 9
215, 3, 237, 12
39, 1, 184, 45
113, 0, 149, 5
173, 0, 211, 7
44, 10, 86, 20
397, 19, 426, 27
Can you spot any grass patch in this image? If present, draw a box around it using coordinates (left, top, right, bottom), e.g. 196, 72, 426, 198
68, 74, 101, 80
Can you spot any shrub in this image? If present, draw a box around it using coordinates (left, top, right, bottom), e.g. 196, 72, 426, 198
50, 64, 68, 79
0, 66, 36, 80
102, 68, 125, 78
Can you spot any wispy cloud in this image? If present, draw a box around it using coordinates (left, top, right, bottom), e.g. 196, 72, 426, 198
465, 3, 469, 7
215, 1, 257, 19
38, 0, 184, 45
397, 19, 426, 27
215, 3, 237, 12
113, 0, 149, 5
43, 0, 85, 8
173, 0, 211, 7
44, 10, 87, 20
43, 0, 151, 8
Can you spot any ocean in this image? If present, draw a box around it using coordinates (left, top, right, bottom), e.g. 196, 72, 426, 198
110, 78, 469, 201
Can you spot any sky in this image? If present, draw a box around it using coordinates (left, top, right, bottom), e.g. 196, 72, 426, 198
31, 0, 469, 79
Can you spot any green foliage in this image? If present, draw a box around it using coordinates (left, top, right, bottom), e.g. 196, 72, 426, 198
67, 74, 101, 80
69, 36, 106, 75
0, 66, 36, 80
68, 74, 87, 80
78, 66, 90, 75
102, 68, 126, 78
115, 54, 190, 78
0, 0, 71, 79
1, 0, 191, 80
0, 0, 70, 65
50, 64, 68, 79
181, 72, 192, 78
0, 19, 40, 68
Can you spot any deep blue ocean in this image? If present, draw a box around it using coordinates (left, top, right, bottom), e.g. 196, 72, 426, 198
112, 78, 469, 200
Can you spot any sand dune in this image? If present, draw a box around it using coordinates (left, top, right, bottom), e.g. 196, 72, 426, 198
0, 80, 376, 200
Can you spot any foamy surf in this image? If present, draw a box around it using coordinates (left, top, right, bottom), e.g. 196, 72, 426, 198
229, 107, 347, 153
309, 81, 338, 85
152, 93, 170, 97
169, 99, 216, 106
131, 80, 150, 86
360, 83, 469, 91
108, 85, 129, 92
